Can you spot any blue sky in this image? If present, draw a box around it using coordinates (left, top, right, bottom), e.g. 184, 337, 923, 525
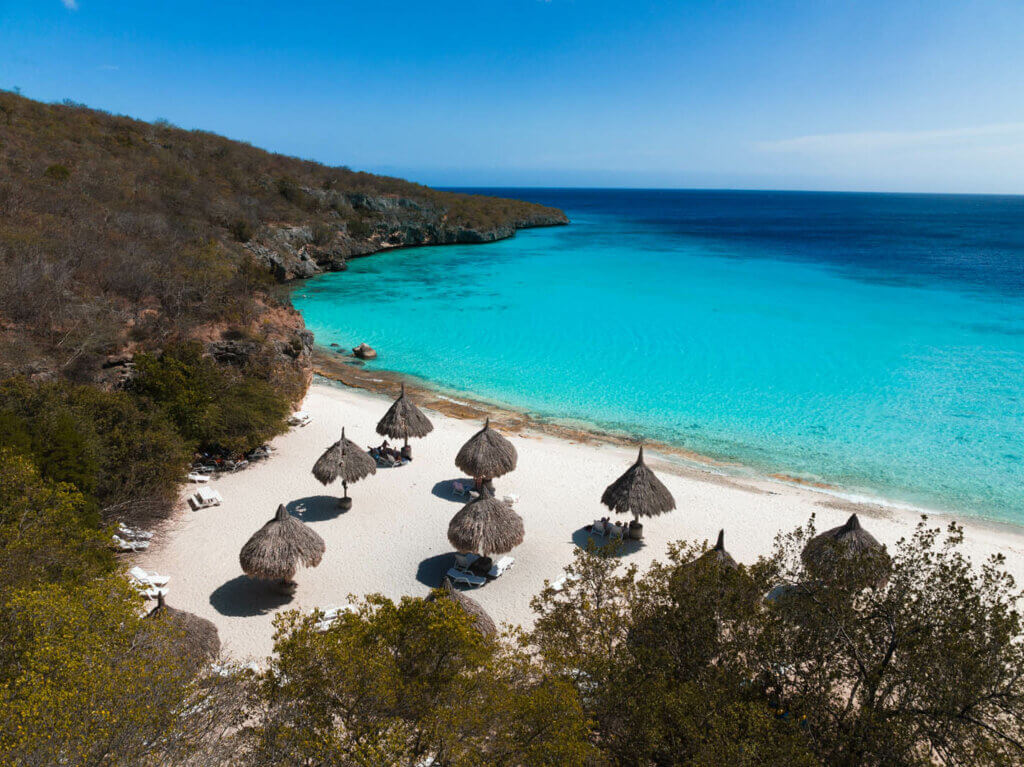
3, 1, 1024, 192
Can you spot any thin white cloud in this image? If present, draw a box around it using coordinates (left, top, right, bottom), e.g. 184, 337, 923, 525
61, 0, 78, 9
756, 123, 1024, 155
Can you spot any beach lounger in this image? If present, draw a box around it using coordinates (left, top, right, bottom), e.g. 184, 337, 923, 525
288, 411, 311, 427
129, 566, 170, 588
550, 572, 582, 592
372, 451, 402, 468
591, 519, 607, 536
445, 567, 486, 588
187, 472, 211, 483
118, 522, 153, 540
111, 534, 150, 552
452, 480, 472, 498
489, 555, 515, 577
312, 604, 356, 632
189, 487, 223, 510
456, 552, 515, 579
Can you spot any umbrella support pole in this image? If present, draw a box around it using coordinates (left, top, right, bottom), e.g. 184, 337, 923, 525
629, 519, 644, 540
401, 437, 412, 460
338, 481, 352, 511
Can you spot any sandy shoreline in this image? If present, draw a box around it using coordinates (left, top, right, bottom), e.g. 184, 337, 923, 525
137, 378, 1024, 661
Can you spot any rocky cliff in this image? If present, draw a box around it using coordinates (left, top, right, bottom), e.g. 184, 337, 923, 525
0, 91, 567, 391
245, 191, 568, 280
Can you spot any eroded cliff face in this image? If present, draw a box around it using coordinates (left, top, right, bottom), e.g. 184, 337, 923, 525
244, 191, 569, 281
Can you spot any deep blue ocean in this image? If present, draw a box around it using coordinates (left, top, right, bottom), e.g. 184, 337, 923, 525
293, 189, 1024, 524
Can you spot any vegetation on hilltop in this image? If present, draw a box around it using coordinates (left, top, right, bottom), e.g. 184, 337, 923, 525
0, 90, 564, 386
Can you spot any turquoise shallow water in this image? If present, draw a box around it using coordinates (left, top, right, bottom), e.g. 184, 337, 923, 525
293, 190, 1024, 524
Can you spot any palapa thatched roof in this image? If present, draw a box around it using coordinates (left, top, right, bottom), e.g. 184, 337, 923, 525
447, 492, 525, 556
240, 504, 326, 581
146, 592, 221, 662
312, 427, 376, 486
428, 577, 497, 636
698, 529, 738, 570
376, 383, 433, 440
601, 446, 676, 519
455, 418, 517, 479
801, 513, 888, 573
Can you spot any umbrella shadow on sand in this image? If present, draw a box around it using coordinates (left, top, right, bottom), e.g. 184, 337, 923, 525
430, 478, 477, 503
209, 575, 295, 617
572, 526, 645, 556
286, 495, 348, 523
416, 552, 458, 589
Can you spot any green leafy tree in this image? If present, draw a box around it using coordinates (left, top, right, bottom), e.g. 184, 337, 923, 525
249, 593, 594, 767
0, 378, 189, 524
132, 342, 290, 454
0, 575, 245, 767
0, 450, 111, 597
530, 542, 818, 766
754, 519, 1024, 767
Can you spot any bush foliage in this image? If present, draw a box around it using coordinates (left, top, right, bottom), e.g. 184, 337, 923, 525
132, 342, 292, 454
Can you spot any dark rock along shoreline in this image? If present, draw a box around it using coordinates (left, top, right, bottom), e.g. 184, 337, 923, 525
245, 189, 569, 282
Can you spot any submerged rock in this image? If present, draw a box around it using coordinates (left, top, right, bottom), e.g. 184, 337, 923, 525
352, 343, 377, 360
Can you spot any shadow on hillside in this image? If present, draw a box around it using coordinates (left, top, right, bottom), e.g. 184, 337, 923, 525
416, 552, 457, 589
209, 575, 294, 617
571, 526, 645, 556
286, 495, 347, 523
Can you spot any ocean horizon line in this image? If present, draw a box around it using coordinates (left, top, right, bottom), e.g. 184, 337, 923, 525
438, 185, 1024, 199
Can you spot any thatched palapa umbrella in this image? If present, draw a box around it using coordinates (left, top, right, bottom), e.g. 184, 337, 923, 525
428, 577, 497, 636
146, 592, 221, 664
697, 529, 738, 570
313, 427, 376, 510
802, 513, 889, 587
601, 446, 676, 538
455, 418, 517, 491
240, 504, 325, 593
377, 383, 433, 458
448, 491, 525, 557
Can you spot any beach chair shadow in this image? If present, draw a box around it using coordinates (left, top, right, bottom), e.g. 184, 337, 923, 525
431, 478, 476, 503
286, 495, 347, 522
571, 526, 645, 556
209, 575, 294, 617
415, 552, 457, 588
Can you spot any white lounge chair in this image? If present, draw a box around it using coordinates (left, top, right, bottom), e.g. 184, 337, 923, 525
288, 411, 311, 427
455, 553, 515, 579
591, 519, 607, 536
117, 522, 153, 541
187, 472, 211, 483
445, 567, 486, 588
452, 480, 472, 498
550, 572, 582, 592
312, 604, 356, 632
189, 487, 223, 510
111, 534, 150, 552
129, 566, 170, 588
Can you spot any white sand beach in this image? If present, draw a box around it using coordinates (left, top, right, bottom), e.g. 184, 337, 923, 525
137, 380, 1024, 661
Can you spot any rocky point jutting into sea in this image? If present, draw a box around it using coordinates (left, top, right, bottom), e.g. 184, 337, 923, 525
0, 91, 567, 395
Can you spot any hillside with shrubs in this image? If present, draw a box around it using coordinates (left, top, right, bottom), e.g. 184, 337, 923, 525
0, 90, 566, 530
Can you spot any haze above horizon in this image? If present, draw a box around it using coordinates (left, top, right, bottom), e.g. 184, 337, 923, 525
3, 1, 1024, 194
